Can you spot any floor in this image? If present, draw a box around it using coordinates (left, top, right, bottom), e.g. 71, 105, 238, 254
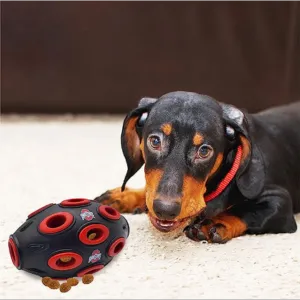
1, 116, 300, 299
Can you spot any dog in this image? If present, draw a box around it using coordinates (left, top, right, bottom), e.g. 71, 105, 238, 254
95, 91, 300, 243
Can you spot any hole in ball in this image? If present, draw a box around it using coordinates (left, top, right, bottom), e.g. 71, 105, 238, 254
87, 268, 101, 275
113, 241, 125, 255
105, 206, 118, 216
87, 228, 103, 240
56, 257, 76, 268
46, 215, 66, 228
108, 238, 126, 257
77, 265, 104, 277
68, 199, 83, 203
8, 242, 16, 265
8, 238, 19, 268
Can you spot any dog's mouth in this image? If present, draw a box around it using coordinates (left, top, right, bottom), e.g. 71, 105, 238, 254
149, 214, 190, 233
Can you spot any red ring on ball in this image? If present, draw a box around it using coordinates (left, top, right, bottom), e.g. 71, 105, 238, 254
39, 212, 74, 234
77, 265, 104, 277
48, 252, 83, 271
60, 198, 90, 207
28, 203, 54, 219
98, 205, 120, 220
8, 238, 20, 268
79, 224, 109, 245
108, 238, 126, 257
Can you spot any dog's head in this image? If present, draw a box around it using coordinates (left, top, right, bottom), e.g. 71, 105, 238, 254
121, 92, 265, 233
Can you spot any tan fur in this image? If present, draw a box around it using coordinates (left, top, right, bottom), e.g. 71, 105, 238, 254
145, 170, 164, 216
193, 133, 203, 146
125, 116, 140, 160
100, 187, 146, 213
199, 214, 247, 242
161, 123, 172, 136
178, 175, 207, 220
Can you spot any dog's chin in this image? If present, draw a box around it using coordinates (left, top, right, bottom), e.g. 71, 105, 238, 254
148, 213, 193, 239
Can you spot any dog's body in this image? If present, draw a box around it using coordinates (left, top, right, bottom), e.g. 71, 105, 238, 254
250, 102, 300, 213
96, 92, 300, 243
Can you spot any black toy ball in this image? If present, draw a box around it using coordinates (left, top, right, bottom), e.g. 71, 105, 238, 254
8, 198, 129, 278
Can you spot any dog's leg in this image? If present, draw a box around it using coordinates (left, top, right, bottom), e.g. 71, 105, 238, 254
186, 186, 297, 243
94, 187, 146, 214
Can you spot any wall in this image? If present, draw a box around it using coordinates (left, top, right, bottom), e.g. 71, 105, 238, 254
2, 2, 300, 114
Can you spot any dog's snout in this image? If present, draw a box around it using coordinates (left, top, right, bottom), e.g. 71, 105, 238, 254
153, 199, 181, 220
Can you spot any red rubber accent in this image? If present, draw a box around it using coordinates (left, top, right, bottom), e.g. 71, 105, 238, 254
39, 212, 74, 234
27, 203, 54, 219
60, 198, 90, 207
8, 238, 20, 268
48, 252, 83, 271
204, 145, 243, 202
108, 238, 126, 257
98, 205, 120, 220
79, 224, 109, 245
77, 265, 104, 277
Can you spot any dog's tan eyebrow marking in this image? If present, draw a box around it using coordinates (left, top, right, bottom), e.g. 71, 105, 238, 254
161, 123, 172, 136
193, 133, 203, 146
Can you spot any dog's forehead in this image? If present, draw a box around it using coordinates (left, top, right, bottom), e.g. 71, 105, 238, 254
146, 93, 224, 133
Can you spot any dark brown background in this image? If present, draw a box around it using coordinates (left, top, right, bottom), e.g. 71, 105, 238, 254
1, 1, 300, 114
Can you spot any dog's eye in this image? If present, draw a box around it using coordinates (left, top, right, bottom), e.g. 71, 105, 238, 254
196, 144, 213, 159
148, 136, 161, 150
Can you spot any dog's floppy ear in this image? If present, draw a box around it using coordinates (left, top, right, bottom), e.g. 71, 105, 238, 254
221, 103, 248, 139
121, 97, 157, 191
221, 103, 265, 199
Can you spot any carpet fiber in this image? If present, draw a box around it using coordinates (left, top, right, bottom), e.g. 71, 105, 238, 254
1, 116, 300, 299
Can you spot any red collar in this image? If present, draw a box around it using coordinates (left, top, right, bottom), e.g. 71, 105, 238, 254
204, 145, 243, 202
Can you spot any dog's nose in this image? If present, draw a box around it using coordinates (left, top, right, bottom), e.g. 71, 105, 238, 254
153, 199, 181, 220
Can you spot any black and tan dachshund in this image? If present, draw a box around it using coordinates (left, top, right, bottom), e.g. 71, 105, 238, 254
95, 91, 300, 243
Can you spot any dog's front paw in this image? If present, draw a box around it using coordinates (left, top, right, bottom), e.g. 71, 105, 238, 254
94, 187, 146, 214
185, 214, 247, 243
185, 219, 229, 244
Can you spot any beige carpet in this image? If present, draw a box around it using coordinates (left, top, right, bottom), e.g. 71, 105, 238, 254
1, 116, 300, 299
